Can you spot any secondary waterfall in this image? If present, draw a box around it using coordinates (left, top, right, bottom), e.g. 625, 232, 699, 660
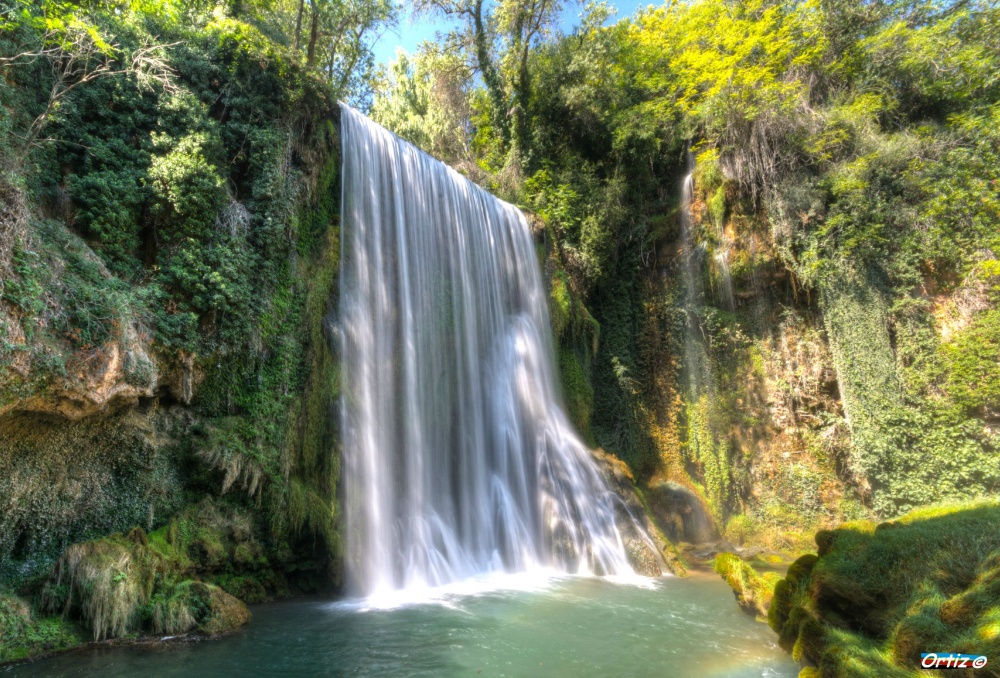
680, 161, 708, 396
338, 105, 636, 597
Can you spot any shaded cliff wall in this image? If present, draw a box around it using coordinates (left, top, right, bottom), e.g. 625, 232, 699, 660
0, 25, 345, 599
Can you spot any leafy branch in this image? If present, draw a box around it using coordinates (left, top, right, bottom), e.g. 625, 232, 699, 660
2, 5, 178, 160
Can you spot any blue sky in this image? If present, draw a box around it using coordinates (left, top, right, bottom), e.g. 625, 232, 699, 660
371, 1, 655, 67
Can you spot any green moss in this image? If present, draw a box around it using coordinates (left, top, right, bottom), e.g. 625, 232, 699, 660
549, 270, 572, 339
820, 265, 999, 517
149, 580, 250, 636
197, 584, 252, 635
0, 410, 182, 588
724, 515, 757, 544
769, 553, 818, 649
41, 533, 155, 641
942, 308, 1000, 413
559, 346, 595, 441
36, 504, 265, 643
709, 186, 726, 227
715, 552, 780, 620
819, 264, 901, 509
770, 501, 1000, 676
694, 148, 723, 192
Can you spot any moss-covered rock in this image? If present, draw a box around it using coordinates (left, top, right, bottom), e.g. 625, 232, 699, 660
33, 503, 269, 645
714, 552, 781, 620
198, 584, 252, 635
146, 581, 247, 636
769, 500, 1000, 677
768, 553, 818, 651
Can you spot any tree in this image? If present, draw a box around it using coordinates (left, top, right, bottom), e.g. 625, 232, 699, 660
414, 0, 572, 158
1, 1, 176, 161
496, 0, 563, 153
371, 45, 473, 163
414, 0, 509, 144
295, 0, 396, 103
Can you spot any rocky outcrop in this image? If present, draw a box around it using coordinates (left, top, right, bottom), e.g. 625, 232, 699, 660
770, 501, 1000, 676
1, 340, 158, 421
645, 481, 718, 544
714, 552, 779, 620
194, 584, 253, 635
592, 449, 686, 576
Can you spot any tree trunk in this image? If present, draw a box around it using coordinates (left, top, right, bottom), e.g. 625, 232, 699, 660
306, 0, 319, 68
293, 0, 305, 52
472, 0, 508, 148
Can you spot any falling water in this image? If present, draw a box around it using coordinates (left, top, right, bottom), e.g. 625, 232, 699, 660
338, 105, 638, 597
714, 233, 736, 313
679, 159, 709, 396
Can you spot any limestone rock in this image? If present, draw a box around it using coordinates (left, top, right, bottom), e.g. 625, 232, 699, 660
645, 481, 718, 544
198, 584, 253, 635
591, 449, 686, 576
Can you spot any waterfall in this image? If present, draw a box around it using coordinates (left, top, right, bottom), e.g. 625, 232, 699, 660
713, 229, 736, 313
338, 105, 637, 597
680, 161, 709, 396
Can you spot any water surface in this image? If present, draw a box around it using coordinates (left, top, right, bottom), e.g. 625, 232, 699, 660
6, 573, 797, 678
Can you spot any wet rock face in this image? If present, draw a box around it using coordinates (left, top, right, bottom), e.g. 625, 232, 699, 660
0, 407, 181, 586
623, 537, 662, 577
645, 482, 718, 544
590, 450, 685, 576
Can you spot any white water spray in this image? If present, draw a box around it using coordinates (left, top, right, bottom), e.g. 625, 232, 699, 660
338, 105, 638, 598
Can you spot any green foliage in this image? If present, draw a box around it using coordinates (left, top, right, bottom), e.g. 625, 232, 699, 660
148, 129, 225, 239
1, 0, 999, 666
0, 410, 182, 588
942, 309, 1000, 414
558, 346, 594, 443
591, 271, 658, 475
647, 0, 1000, 517
0, 0, 347, 636
0, 593, 83, 663
818, 263, 1000, 516
370, 46, 472, 164
685, 395, 730, 522
819, 265, 900, 497
2, 220, 150, 353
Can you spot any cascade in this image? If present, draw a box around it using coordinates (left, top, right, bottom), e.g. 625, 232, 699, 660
338, 105, 641, 597
713, 228, 736, 313
679, 158, 711, 396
